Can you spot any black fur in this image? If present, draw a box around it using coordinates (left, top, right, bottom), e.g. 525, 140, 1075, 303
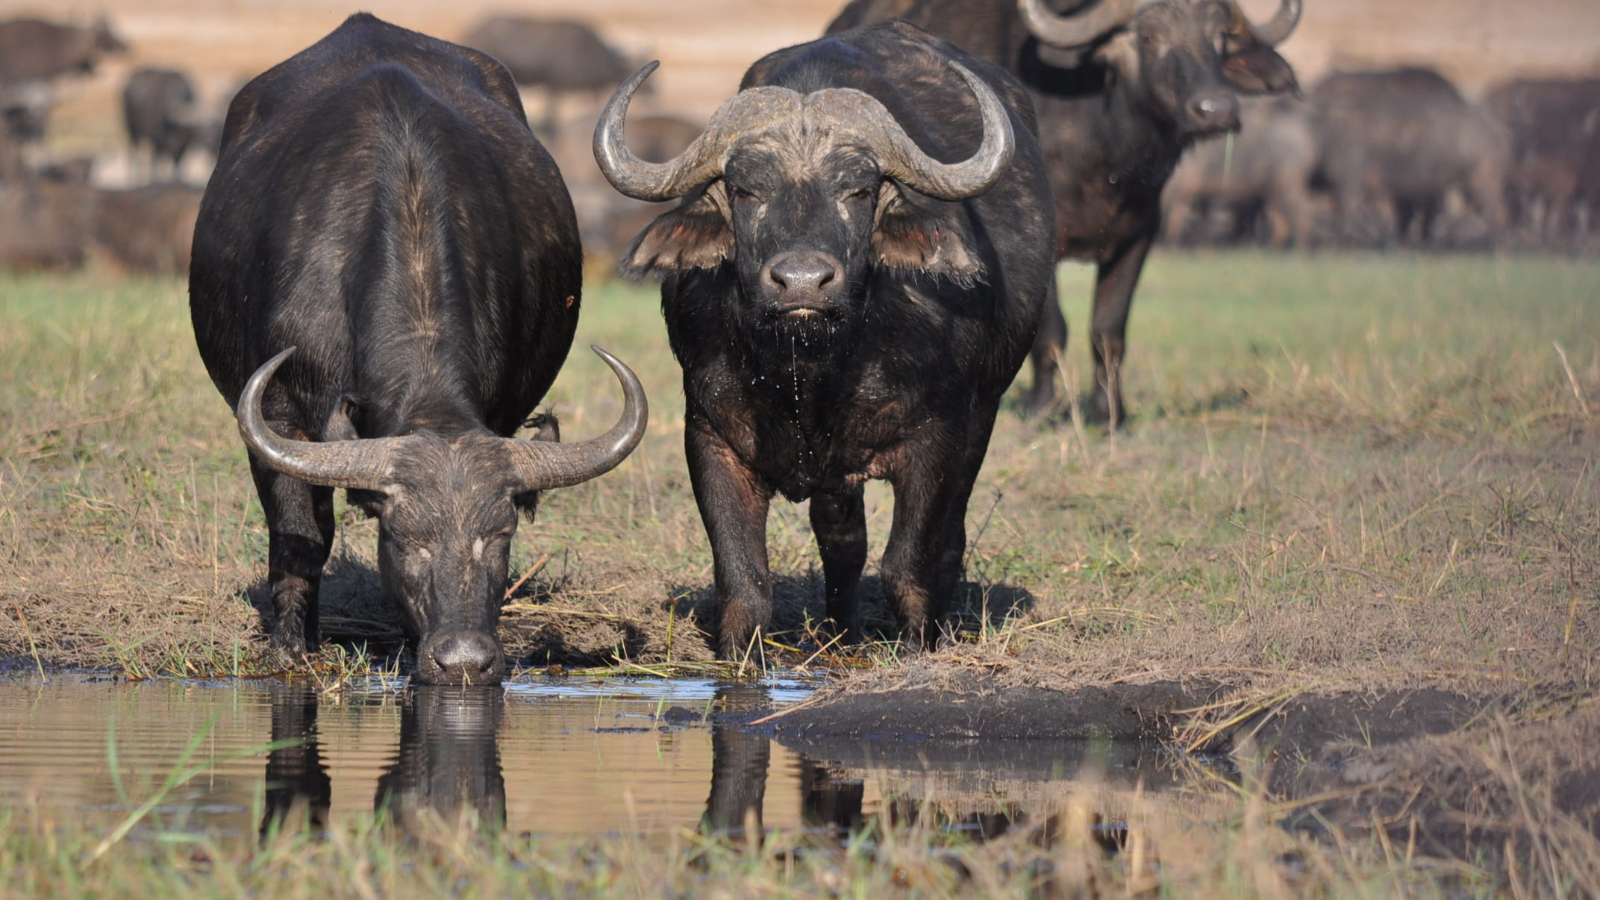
189, 14, 582, 684
625, 23, 1054, 654
827, 0, 1299, 423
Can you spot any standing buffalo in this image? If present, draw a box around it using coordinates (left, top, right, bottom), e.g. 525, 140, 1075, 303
1484, 78, 1600, 243
123, 68, 205, 180
827, 0, 1302, 423
1162, 96, 1316, 249
0, 17, 125, 85
1310, 68, 1508, 247
190, 14, 646, 685
0, 81, 54, 181
596, 22, 1054, 653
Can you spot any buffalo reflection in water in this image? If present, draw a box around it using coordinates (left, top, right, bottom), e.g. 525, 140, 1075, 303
258, 683, 864, 842
260, 685, 506, 838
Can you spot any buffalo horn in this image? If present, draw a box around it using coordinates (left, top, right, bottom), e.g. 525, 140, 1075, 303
1017, 0, 1148, 48
236, 347, 403, 490
1246, 0, 1301, 45
506, 346, 648, 492
814, 62, 1015, 201
594, 61, 799, 202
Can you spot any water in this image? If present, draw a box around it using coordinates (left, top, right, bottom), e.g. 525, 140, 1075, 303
0, 675, 1182, 842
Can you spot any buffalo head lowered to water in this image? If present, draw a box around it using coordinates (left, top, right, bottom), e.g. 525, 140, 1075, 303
191, 15, 646, 685
236, 346, 645, 685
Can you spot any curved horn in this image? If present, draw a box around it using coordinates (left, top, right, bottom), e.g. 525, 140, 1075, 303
507, 346, 648, 491
1247, 0, 1301, 45
593, 61, 711, 201
595, 62, 803, 201
820, 61, 1014, 201
236, 347, 403, 490
1018, 0, 1145, 48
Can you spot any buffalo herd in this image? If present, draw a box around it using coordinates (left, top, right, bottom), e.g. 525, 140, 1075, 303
0, 5, 1593, 681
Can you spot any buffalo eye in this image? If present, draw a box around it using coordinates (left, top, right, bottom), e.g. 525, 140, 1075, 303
844, 187, 873, 203
731, 185, 760, 203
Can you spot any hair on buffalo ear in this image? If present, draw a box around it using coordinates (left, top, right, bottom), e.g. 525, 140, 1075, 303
871, 183, 984, 283
326, 396, 387, 518
514, 408, 560, 520
522, 409, 560, 443
1222, 46, 1297, 94
617, 186, 733, 279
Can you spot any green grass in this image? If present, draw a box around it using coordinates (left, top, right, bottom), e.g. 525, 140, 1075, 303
1, 252, 1596, 684
0, 780, 1530, 900
1, 251, 1597, 896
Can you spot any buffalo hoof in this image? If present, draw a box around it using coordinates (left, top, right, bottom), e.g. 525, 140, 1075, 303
1019, 381, 1061, 419
263, 642, 310, 674
1075, 390, 1126, 430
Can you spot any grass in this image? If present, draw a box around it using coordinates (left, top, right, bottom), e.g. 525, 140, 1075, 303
5, 252, 1593, 688
0, 760, 1564, 900
0, 250, 1597, 895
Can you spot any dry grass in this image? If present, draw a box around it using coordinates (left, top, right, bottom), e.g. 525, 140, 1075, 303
1, 252, 1596, 692
6, 718, 1597, 899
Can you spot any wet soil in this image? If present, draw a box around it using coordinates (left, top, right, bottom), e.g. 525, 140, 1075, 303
766, 670, 1600, 865
766, 672, 1210, 742
766, 671, 1502, 754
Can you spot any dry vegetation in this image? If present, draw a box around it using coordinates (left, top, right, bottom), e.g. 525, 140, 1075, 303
4, 252, 1593, 686
1, 251, 1596, 894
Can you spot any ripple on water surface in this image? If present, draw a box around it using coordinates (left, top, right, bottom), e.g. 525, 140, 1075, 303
0, 674, 1184, 844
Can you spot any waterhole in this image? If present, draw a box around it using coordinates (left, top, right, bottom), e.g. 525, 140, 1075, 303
0, 675, 1183, 843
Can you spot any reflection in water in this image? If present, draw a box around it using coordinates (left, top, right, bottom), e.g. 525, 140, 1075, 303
255, 682, 871, 844
374, 687, 506, 834
700, 685, 770, 837
799, 759, 864, 838
0, 676, 1188, 847
262, 686, 507, 838
260, 686, 332, 839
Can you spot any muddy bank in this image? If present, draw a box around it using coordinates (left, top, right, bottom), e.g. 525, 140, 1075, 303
761, 669, 1600, 874
766, 671, 1502, 756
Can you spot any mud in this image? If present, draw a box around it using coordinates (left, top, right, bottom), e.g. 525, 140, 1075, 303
767, 673, 1210, 742
764, 671, 1600, 867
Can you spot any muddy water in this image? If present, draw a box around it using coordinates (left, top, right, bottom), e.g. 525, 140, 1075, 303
0, 675, 1184, 842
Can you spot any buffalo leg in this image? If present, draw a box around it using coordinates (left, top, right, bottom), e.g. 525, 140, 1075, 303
250, 451, 334, 654
881, 434, 965, 648
686, 421, 774, 660
1084, 230, 1153, 428
939, 398, 1002, 615
1023, 276, 1066, 415
809, 487, 866, 641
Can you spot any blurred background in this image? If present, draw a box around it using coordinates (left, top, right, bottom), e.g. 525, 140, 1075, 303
0, 0, 1596, 273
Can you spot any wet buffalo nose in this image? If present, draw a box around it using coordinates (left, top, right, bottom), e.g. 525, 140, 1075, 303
1187, 91, 1240, 132
420, 631, 503, 685
766, 252, 841, 302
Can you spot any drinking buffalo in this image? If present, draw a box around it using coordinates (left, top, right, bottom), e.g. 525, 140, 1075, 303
827, 0, 1302, 423
596, 22, 1054, 653
190, 14, 646, 685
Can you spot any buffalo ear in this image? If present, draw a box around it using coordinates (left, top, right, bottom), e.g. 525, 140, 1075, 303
617, 185, 733, 279
1222, 46, 1298, 94
513, 410, 560, 520
872, 183, 984, 280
